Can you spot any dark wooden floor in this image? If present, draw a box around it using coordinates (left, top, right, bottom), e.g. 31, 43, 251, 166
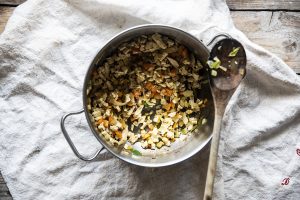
0, 172, 12, 200
0, 0, 299, 199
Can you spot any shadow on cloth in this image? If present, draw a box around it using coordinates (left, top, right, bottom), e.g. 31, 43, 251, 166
95, 143, 211, 200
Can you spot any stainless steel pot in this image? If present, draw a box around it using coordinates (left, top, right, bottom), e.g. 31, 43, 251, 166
61, 24, 223, 167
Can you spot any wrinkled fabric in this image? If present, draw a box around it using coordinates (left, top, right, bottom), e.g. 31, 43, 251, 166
0, 0, 300, 199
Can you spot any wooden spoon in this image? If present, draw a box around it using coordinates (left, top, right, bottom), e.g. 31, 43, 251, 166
203, 38, 247, 200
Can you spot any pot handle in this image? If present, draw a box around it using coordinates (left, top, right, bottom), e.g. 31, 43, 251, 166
60, 109, 105, 161
206, 33, 232, 47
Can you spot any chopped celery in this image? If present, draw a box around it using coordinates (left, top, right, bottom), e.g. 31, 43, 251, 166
211, 70, 217, 77
228, 47, 240, 57
207, 57, 221, 69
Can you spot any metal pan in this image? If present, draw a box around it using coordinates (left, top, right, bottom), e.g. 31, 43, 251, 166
61, 24, 216, 167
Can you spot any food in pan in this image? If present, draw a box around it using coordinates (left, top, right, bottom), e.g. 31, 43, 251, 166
207, 46, 244, 77
87, 33, 208, 153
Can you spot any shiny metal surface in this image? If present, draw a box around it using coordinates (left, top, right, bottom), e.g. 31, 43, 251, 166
61, 109, 105, 161
62, 24, 215, 167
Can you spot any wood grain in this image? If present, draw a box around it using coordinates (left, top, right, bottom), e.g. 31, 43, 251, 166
3, 7, 298, 73
0, 0, 25, 6
231, 11, 300, 73
227, 0, 300, 11
1, 0, 300, 10
0, 172, 12, 200
0, 6, 14, 33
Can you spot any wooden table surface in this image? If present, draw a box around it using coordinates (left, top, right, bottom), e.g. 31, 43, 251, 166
0, 0, 299, 199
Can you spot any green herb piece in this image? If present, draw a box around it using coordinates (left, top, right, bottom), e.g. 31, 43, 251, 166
182, 128, 187, 135
211, 70, 217, 77
207, 57, 221, 69
131, 149, 142, 156
143, 101, 149, 107
228, 47, 240, 57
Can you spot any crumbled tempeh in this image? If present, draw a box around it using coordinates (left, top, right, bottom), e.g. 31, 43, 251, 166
87, 33, 208, 151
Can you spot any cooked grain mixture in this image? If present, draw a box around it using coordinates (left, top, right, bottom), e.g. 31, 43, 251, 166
87, 33, 208, 153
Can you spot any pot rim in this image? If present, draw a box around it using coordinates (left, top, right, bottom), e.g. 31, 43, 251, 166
82, 24, 212, 167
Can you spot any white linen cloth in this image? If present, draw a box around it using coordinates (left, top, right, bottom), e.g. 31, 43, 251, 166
1, 0, 300, 199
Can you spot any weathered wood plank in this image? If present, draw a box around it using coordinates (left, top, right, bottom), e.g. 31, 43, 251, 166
231, 11, 300, 73
227, 0, 300, 11
0, 6, 14, 33
0, 197, 13, 200
1, 0, 300, 11
0, 172, 12, 199
0, 0, 25, 6
0, 6, 299, 73
0, 7, 300, 73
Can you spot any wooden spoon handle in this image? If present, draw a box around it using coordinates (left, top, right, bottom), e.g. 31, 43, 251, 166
203, 114, 223, 200
203, 89, 234, 200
